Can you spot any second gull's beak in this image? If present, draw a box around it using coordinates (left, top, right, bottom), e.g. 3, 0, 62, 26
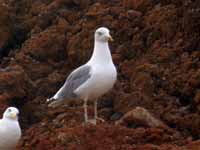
10, 112, 17, 119
108, 35, 114, 42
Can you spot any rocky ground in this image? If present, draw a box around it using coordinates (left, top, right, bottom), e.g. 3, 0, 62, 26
0, 0, 200, 149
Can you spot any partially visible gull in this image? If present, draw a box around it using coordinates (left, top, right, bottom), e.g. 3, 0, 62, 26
47, 27, 117, 124
0, 107, 21, 149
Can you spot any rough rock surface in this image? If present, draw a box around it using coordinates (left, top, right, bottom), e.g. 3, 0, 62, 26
115, 107, 168, 129
0, 0, 200, 149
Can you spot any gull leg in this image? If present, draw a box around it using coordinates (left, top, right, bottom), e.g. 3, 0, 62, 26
94, 100, 98, 124
87, 100, 98, 125
84, 99, 88, 123
94, 99, 104, 124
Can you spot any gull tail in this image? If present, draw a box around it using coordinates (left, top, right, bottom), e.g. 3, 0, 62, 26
46, 97, 63, 108
46, 97, 54, 102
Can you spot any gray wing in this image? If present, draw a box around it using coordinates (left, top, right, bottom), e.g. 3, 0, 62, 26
50, 65, 91, 102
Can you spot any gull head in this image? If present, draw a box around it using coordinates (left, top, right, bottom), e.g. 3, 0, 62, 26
3, 107, 19, 120
95, 27, 113, 43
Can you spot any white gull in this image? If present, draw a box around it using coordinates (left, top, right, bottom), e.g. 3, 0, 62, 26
0, 107, 21, 149
47, 27, 117, 124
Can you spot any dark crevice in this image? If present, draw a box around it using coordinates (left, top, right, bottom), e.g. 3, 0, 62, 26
0, 25, 28, 60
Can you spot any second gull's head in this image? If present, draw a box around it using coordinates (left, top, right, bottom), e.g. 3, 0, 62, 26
3, 107, 19, 120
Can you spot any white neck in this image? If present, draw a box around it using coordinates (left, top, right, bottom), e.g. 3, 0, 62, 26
89, 40, 113, 64
2, 117, 18, 122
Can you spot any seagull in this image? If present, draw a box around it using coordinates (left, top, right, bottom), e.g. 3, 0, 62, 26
47, 27, 117, 124
0, 107, 21, 150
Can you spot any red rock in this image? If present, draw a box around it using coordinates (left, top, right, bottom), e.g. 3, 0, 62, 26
0, 0, 200, 149
123, 0, 144, 9
0, 94, 9, 113
0, 4, 14, 57
123, 0, 154, 11
0, 65, 34, 100
186, 140, 200, 150
116, 107, 168, 128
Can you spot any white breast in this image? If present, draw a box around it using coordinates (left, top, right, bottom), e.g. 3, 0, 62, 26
75, 62, 117, 100
0, 119, 21, 149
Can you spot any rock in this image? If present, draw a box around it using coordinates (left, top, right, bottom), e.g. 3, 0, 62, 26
0, 0, 200, 149
18, 24, 68, 62
0, 65, 34, 102
123, 0, 144, 9
144, 5, 178, 41
127, 9, 143, 18
194, 90, 200, 111
0, 4, 14, 57
110, 112, 124, 121
123, 0, 154, 11
73, 0, 91, 9
98, 98, 113, 108
116, 107, 168, 128
186, 140, 200, 150
0, 94, 10, 113
99, 108, 113, 120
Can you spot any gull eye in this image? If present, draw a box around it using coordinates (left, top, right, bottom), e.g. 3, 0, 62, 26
97, 31, 102, 36
8, 109, 11, 112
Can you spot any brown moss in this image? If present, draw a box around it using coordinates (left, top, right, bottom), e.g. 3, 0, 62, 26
0, 0, 200, 149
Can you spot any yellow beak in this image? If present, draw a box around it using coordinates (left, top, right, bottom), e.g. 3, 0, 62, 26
108, 35, 114, 42
10, 113, 17, 119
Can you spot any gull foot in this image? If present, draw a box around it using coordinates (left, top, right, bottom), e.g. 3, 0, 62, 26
96, 117, 105, 122
87, 119, 97, 125
86, 118, 105, 125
